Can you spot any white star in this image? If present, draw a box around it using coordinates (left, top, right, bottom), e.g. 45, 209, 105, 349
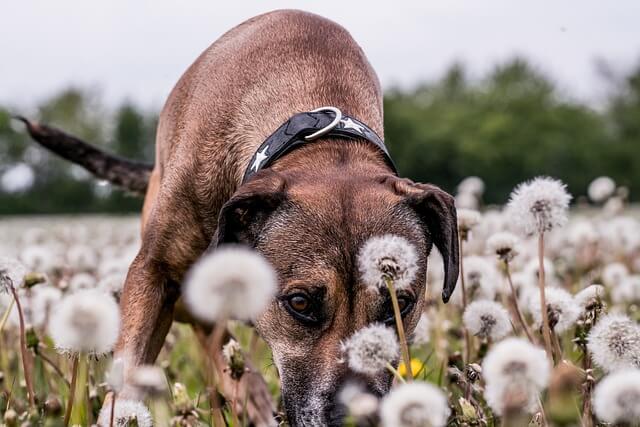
251, 145, 269, 172
340, 117, 365, 134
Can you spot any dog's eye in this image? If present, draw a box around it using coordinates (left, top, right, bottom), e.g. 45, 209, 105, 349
382, 295, 414, 324
289, 295, 310, 312
281, 292, 322, 325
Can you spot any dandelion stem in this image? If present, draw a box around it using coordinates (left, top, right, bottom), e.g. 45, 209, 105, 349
458, 236, 472, 365
0, 298, 15, 333
8, 282, 36, 408
504, 263, 535, 344
109, 392, 116, 427
385, 362, 406, 384
36, 346, 70, 388
385, 277, 413, 381
537, 232, 554, 362
64, 353, 79, 426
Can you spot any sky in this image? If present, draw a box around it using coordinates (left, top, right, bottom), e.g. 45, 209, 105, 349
1, 1, 639, 110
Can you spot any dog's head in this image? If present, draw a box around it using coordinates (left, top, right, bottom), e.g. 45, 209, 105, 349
216, 168, 458, 426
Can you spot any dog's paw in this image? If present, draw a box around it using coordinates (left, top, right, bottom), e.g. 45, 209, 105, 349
97, 395, 153, 427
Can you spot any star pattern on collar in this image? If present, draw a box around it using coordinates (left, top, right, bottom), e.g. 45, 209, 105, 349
340, 117, 365, 134
251, 145, 269, 172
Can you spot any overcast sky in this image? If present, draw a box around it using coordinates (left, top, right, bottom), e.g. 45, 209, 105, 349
2, 1, 639, 110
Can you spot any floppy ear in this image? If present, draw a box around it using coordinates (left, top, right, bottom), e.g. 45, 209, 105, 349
215, 171, 288, 246
387, 176, 459, 302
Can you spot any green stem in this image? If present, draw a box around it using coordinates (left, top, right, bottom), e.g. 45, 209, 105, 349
385, 362, 406, 384
64, 354, 79, 426
385, 277, 413, 381
538, 232, 554, 362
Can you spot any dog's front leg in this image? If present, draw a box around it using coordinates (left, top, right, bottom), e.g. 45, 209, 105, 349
98, 251, 177, 423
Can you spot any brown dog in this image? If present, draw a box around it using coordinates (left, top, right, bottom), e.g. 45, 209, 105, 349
22, 10, 459, 426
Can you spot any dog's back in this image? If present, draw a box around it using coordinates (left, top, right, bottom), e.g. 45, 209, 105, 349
155, 10, 383, 190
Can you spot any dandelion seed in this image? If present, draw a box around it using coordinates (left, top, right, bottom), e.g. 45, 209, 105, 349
587, 313, 640, 373
131, 365, 167, 398
339, 384, 379, 419
457, 176, 485, 197
97, 399, 152, 427
222, 339, 246, 380
588, 176, 616, 203
412, 313, 431, 345
482, 338, 550, 415
458, 256, 498, 302
507, 177, 571, 236
486, 232, 519, 262
358, 235, 419, 291
379, 381, 450, 427
463, 300, 511, 341
457, 209, 481, 240
48, 289, 120, 355
592, 369, 640, 424
184, 246, 277, 322
341, 324, 400, 375
574, 284, 605, 311
611, 275, 640, 305
528, 287, 580, 333
0, 257, 26, 293
601, 262, 628, 288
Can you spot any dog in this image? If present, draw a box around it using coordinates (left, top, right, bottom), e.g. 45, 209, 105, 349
21, 10, 459, 426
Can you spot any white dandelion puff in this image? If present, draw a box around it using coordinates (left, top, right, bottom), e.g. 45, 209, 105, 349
459, 256, 498, 302
482, 338, 550, 415
611, 275, 640, 305
587, 313, 640, 373
184, 246, 277, 322
358, 235, 419, 291
20, 245, 58, 274
528, 287, 580, 333
29, 285, 62, 328
97, 271, 126, 296
506, 177, 571, 236
379, 381, 450, 427
457, 176, 485, 197
601, 262, 629, 288
455, 192, 479, 210
0, 257, 27, 293
412, 313, 431, 345
68, 272, 98, 292
341, 324, 400, 375
48, 289, 120, 355
107, 358, 125, 393
97, 399, 152, 427
457, 209, 482, 239
66, 244, 98, 272
588, 176, 616, 203
486, 232, 519, 262
574, 284, 605, 311
463, 300, 512, 341
592, 369, 640, 424
131, 365, 167, 397
339, 384, 379, 419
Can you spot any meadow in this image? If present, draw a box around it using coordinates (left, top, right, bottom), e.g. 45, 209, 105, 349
0, 176, 639, 427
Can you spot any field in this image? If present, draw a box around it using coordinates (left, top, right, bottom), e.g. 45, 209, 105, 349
1, 179, 640, 427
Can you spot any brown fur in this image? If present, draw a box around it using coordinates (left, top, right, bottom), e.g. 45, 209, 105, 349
107, 10, 458, 426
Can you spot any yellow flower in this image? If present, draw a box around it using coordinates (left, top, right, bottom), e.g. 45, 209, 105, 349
398, 358, 424, 378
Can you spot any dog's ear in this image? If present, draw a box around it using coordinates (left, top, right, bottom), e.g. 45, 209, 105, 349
215, 171, 288, 246
385, 176, 459, 302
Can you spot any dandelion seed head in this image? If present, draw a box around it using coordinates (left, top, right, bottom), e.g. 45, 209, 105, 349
588, 176, 616, 203
567, 220, 598, 247
20, 245, 58, 274
529, 287, 580, 333
455, 191, 479, 210
358, 235, 419, 291
601, 262, 629, 288
507, 177, 571, 236
574, 284, 605, 311
341, 324, 399, 375
457, 176, 485, 197
48, 289, 120, 355
593, 369, 640, 424
460, 256, 498, 301
184, 246, 277, 322
66, 243, 98, 272
482, 338, 550, 415
97, 399, 152, 427
379, 382, 450, 427
131, 365, 167, 397
486, 232, 519, 262
97, 271, 126, 296
611, 275, 640, 305
0, 257, 26, 293
463, 300, 512, 340
457, 209, 482, 239
68, 272, 98, 292
107, 358, 124, 393
338, 383, 379, 419
588, 314, 640, 373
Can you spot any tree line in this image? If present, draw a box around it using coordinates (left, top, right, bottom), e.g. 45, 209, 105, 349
0, 58, 639, 214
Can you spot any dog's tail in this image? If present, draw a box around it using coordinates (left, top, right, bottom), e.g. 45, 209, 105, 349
15, 117, 153, 195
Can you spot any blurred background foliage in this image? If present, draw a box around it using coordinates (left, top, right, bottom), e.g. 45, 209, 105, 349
1, 58, 639, 214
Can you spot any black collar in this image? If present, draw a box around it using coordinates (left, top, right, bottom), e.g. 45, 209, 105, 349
242, 107, 397, 183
